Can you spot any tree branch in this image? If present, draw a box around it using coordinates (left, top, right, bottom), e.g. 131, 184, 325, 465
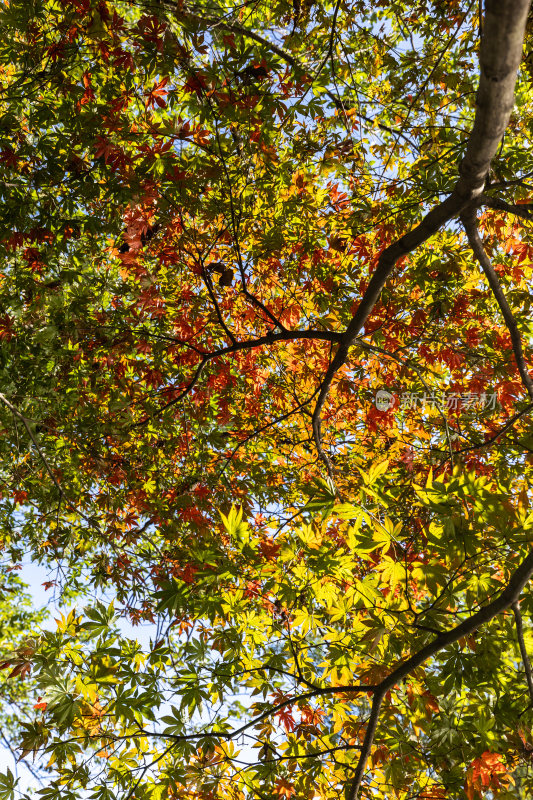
126, 683, 376, 746
461, 207, 533, 399
132, 328, 340, 425
132, 356, 208, 427
157, 0, 417, 147
451, 401, 533, 455
480, 193, 533, 221
512, 600, 533, 705
312, 0, 532, 467
0, 392, 63, 497
216, 388, 319, 480
346, 545, 533, 800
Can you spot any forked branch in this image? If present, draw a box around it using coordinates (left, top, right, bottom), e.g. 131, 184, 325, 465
312, 0, 532, 466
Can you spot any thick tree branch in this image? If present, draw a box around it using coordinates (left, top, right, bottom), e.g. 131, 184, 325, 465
347, 546, 533, 800
312, 0, 532, 467
461, 208, 533, 399
346, 693, 383, 800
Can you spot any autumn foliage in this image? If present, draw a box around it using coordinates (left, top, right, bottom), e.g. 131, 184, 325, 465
0, 0, 532, 799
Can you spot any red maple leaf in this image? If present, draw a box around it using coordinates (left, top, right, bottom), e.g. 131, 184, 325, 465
145, 77, 169, 109
259, 537, 281, 561
184, 73, 208, 97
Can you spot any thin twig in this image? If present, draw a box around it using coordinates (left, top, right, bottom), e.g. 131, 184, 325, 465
131, 357, 208, 427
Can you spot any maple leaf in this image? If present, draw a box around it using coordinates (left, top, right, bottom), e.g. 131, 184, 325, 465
466, 751, 511, 799
79, 71, 95, 107
259, 537, 281, 561
420, 691, 439, 720
184, 72, 208, 96
0, 3, 532, 800
274, 778, 296, 798
134, 15, 166, 51
145, 77, 169, 109
112, 48, 135, 71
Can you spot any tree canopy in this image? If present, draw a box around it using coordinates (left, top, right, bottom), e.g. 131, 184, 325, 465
1, 0, 533, 798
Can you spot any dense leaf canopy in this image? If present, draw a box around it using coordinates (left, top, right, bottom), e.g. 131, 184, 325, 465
1, 0, 533, 798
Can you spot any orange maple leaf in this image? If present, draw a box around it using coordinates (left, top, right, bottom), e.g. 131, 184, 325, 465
466, 751, 511, 799
274, 778, 295, 799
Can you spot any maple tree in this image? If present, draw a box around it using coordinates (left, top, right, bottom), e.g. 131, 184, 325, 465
1, 0, 533, 798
